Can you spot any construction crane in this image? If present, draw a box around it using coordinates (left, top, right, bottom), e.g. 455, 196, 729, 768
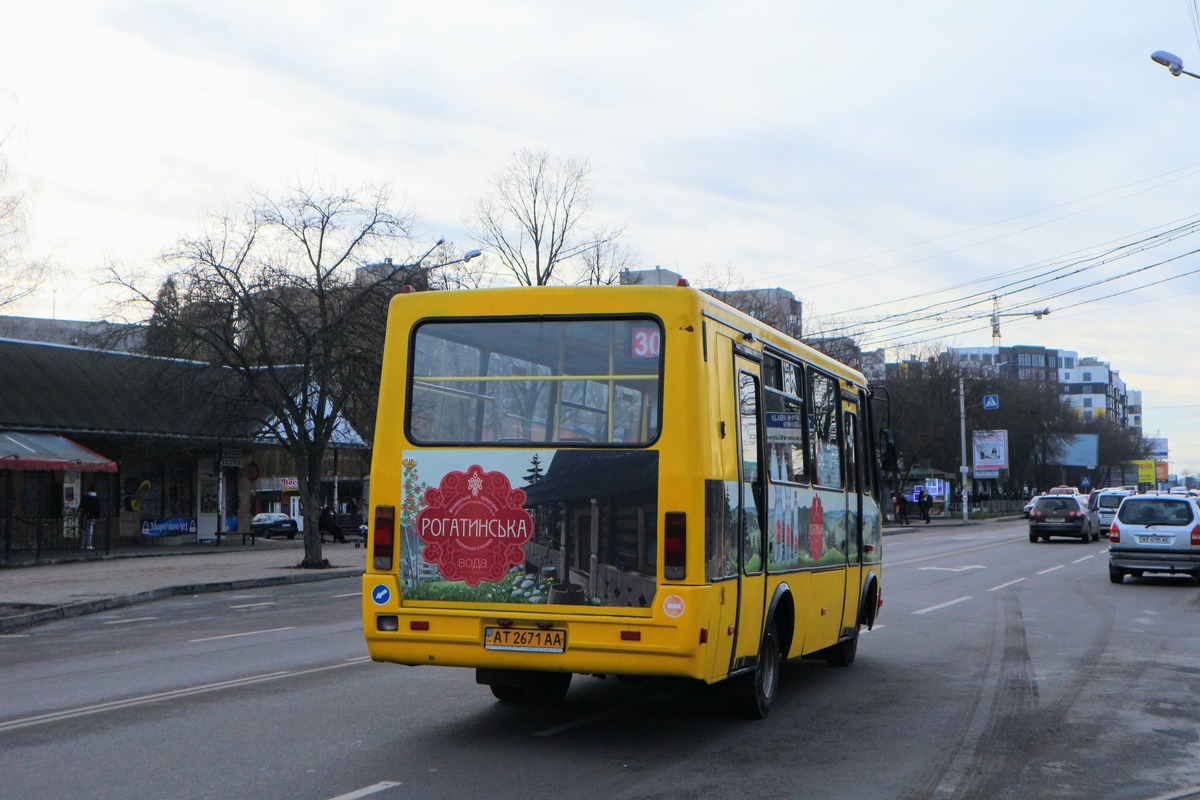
987, 295, 1050, 346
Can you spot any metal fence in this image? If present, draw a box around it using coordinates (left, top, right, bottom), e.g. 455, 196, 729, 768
1, 470, 117, 563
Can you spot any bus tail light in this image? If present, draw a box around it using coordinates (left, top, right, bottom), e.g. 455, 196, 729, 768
1109, 523, 1120, 543
664, 511, 686, 580
373, 505, 396, 570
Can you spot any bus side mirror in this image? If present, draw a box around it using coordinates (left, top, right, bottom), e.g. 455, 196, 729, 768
879, 428, 898, 472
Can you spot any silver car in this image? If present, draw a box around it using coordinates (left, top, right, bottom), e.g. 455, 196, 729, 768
1108, 494, 1200, 584
1089, 489, 1132, 539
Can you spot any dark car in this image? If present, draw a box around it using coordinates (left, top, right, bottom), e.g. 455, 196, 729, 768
1028, 495, 1096, 542
249, 512, 298, 539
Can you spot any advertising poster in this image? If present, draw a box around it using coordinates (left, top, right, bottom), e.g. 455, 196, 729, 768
399, 448, 659, 609
972, 430, 1008, 478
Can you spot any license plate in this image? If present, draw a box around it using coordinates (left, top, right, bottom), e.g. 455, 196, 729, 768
484, 627, 566, 653
1137, 535, 1173, 545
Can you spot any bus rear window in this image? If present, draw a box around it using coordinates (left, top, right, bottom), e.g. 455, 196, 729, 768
408, 317, 663, 446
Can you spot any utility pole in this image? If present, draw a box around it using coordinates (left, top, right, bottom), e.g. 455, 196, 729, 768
959, 377, 969, 522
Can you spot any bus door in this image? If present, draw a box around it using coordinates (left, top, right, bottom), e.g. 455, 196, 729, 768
731, 357, 768, 671
841, 406, 864, 635
809, 371, 848, 649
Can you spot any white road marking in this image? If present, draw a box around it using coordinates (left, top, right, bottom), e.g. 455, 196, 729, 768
913, 596, 973, 615
190, 626, 295, 643
1036, 565, 1065, 575
988, 578, 1026, 592
327, 783, 402, 799
1072, 555, 1096, 563
102, 617, 159, 625
332, 592, 361, 599
229, 602, 275, 609
0, 660, 369, 733
918, 565, 986, 572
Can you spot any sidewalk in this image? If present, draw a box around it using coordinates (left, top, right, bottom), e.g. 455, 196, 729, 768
0, 537, 365, 634
885, 512, 1023, 533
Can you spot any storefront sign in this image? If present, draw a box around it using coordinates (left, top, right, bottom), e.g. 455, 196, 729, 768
140, 518, 198, 537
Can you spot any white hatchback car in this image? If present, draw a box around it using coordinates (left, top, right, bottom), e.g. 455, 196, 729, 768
1108, 494, 1200, 584
1088, 489, 1132, 539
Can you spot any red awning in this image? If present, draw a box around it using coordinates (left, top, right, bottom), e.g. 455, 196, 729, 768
0, 431, 118, 472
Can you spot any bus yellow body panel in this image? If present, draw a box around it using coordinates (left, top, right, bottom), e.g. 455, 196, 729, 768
362, 284, 883, 706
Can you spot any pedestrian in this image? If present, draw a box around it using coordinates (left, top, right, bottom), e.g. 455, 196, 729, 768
346, 497, 359, 518
80, 488, 101, 550
319, 505, 346, 543
895, 491, 910, 524
917, 487, 933, 524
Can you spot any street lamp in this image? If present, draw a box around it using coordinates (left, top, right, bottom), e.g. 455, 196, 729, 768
1151, 50, 1200, 79
360, 243, 483, 287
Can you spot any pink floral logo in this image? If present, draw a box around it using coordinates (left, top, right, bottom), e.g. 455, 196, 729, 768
415, 465, 534, 587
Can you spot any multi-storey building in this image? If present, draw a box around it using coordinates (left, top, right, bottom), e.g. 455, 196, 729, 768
1060, 356, 1127, 423
951, 345, 1134, 430
954, 344, 1075, 384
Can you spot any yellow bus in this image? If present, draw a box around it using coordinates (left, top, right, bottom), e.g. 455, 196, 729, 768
362, 283, 890, 717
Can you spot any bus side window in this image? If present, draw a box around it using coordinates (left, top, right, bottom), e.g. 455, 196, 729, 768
844, 410, 858, 494
810, 371, 843, 489
763, 358, 807, 484
738, 371, 765, 574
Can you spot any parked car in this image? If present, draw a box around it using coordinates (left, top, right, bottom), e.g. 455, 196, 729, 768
1088, 488, 1132, 538
249, 512, 298, 539
1108, 494, 1200, 584
1028, 494, 1096, 542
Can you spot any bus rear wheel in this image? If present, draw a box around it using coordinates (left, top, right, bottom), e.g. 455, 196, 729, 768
479, 669, 572, 704
736, 620, 781, 719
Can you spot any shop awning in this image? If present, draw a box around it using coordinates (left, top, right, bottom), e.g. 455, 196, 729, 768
0, 431, 118, 472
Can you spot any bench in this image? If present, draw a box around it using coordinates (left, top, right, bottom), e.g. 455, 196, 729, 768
214, 529, 256, 546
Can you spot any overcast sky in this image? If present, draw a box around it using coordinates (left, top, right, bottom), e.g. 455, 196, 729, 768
3, 1, 1199, 474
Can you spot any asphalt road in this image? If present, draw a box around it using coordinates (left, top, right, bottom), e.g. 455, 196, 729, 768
2, 519, 1198, 800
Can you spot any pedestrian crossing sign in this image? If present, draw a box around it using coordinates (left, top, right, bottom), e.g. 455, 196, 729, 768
983, 394, 1000, 410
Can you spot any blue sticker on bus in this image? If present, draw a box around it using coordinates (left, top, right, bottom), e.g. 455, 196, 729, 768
371, 585, 391, 605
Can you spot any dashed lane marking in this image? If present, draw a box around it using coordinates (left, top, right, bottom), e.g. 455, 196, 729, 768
913, 596, 973, 615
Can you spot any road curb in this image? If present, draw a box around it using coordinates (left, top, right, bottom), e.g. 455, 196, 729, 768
0, 567, 363, 634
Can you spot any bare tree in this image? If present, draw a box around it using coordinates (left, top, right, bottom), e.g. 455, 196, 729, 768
580, 228, 637, 285
0, 119, 49, 309
112, 184, 419, 568
467, 148, 622, 285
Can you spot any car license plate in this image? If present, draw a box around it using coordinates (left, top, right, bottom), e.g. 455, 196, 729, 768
484, 627, 566, 653
1137, 535, 1173, 545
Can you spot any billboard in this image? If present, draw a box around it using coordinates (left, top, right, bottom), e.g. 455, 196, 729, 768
1135, 459, 1160, 483
972, 430, 1008, 478
1048, 434, 1099, 468
1145, 438, 1169, 458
